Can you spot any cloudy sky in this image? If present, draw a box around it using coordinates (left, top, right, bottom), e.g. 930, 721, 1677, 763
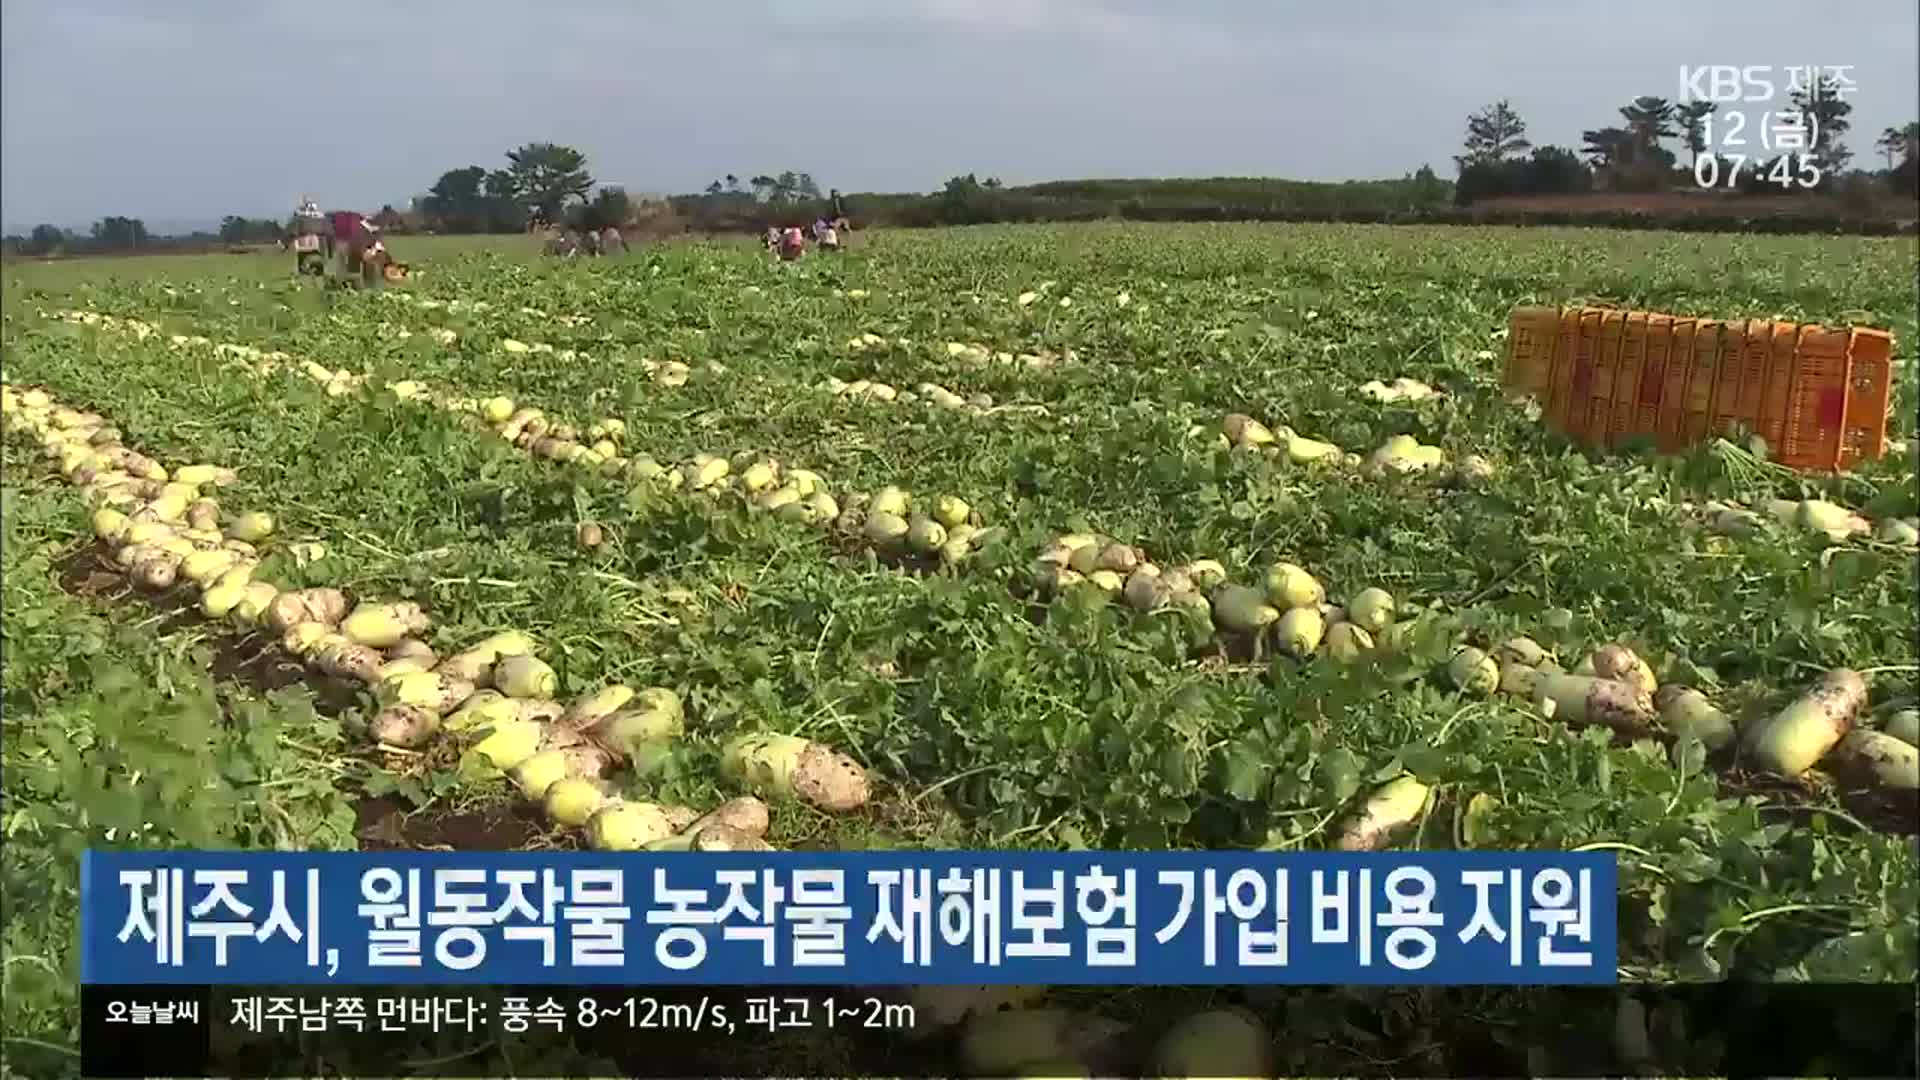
3, 0, 1914, 229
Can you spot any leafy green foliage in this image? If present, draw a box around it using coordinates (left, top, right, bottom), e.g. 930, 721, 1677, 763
0, 463, 358, 1069
1, 223, 1914, 1068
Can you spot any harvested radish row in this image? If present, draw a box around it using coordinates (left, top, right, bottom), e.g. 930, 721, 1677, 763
1486, 633, 1898, 793
435, 630, 538, 686
1336, 775, 1432, 851
38, 367, 1837, 816
1447, 647, 1499, 695
1654, 686, 1735, 751
584, 689, 687, 760
560, 684, 636, 730
644, 798, 776, 852
495, 655, 558, 698
266, 588, 349, 630
1530, 674, 1657, 736
543, 778, 614, 828
683, 823, 774, 851
1221, 409, 1497, 483
1581, 644, 1657, 697
585, 801, 681, 851
1836, 730, 1919, 792
1325, 621, 1375, 663
1219, 412, 1344, 465
3, 383, 798, 854
822, 374, 1047, 420
59, 314, 1891, 738
722, 732, 872, 812
1369, 434, 1449, 474
1359, 377, 1442, 403
1264, 562, 1324, 610
507, 729, 615, 800
84, 314, 1007, 581
16, 299, 1912, 872
1696, 496, 1904, 548
1741, 668, 1868, 777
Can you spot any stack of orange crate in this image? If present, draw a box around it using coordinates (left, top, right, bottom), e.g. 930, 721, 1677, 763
1501, 305, 1895, 472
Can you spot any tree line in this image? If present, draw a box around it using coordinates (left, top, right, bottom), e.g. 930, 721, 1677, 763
5, 217, 161, 257
418, 146, 843, 235
10, 105, 1918, 258
348, 112, 1920, 236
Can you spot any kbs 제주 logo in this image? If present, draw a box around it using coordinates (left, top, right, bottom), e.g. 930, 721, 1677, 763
1676, 64, 1858, 191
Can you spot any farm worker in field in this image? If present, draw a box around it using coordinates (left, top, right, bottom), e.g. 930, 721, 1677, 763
814, 217, 841, 251
829, 189, 848, 229
600, 225, 625, 255
330, 211, 389, 288
779, 226, 806, 261
290, 197, 328, 275
764, 226, 780, 255
582, 228, 601, 257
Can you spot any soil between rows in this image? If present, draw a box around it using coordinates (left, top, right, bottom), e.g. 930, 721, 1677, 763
353, 793, 555, 852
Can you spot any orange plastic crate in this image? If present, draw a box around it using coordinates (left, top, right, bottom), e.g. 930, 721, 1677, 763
1779, 326, 1852, 471
1500, 306, 1896, 473
1544, 310, 1586, 434
1585, 310, 1627, 446
1503, 306, 1561, 400
1837, 328, 1893, 470
1632, 313, 1673, 440
1711, 320, 1759, 438
1758, 322, 1798, 450
1607, 311, 1650, 445
1708, 320, 1746, 437
1727, 318, 1791, 442
1657, 318, 1697, 451
1680, 319, 1725, 448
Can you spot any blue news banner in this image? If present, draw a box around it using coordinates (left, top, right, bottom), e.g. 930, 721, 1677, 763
84, 849, 1615, 986
78, 849, 1632, 1078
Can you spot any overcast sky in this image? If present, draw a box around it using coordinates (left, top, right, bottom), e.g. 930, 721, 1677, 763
3, 0, 1914, 229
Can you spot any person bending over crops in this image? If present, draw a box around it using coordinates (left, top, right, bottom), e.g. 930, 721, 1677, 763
582, 228, 601, 257
600, 225, 625, 255
779, 226, 806, 261
330, 211, 390, 289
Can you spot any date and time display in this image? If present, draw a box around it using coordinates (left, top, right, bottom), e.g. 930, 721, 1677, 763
1677, 64, 1859, 191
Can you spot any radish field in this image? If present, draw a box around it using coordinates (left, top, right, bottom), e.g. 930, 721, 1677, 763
3, 222, 1916, 1070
